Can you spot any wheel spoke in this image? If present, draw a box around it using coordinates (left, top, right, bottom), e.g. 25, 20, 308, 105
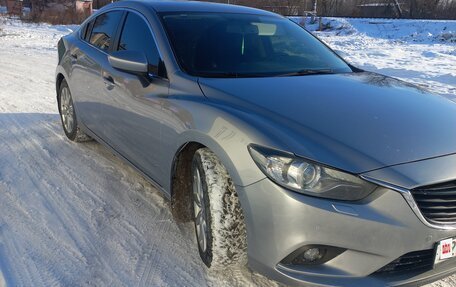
64, 89, 70, 106
199, 220, 207, 251
62, 89, 67, 106
64, 116, 69, 130
67, 116, 74, 131
193, 167, 208, 253
193, 183, 202, 209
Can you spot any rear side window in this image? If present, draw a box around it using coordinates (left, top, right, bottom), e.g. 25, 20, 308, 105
118, 12, 160, 70
81, 20, 93, 42
89, 11, 123, 52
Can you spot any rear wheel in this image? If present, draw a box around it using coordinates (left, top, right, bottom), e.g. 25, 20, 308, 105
191, 148, 247, 268
58, 79, 91, 142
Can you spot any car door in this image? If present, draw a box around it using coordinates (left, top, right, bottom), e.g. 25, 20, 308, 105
99, 10, 169, 185
70, 10, 124, 139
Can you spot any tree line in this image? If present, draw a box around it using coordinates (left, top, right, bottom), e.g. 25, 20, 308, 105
2, 0, 454, 22
206, 0, 456, 19
317, 0, 456, 19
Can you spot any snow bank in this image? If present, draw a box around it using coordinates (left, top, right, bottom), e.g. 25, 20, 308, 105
0, 17, 77, 52
292, 17, 456, 43
289, 17, 456, 96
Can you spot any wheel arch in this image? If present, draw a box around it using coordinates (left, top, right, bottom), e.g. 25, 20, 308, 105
168, 115, 275, 222
170, 141, 205, 222
56, 73, 65, 105
55, 65, 70, 105
169, 135, 254, 223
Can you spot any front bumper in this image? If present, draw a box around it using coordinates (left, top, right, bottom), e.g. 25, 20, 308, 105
237, 179, 456, 287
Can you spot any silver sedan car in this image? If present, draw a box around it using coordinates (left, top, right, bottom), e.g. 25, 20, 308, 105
55, 1, 456, 286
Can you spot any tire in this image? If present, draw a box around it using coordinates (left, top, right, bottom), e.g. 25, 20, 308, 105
191, 148, 247, 268
58, 79, 91, 142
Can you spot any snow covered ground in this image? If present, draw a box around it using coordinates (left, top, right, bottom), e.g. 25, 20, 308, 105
294, 17, 456, 98
0, 15, 455, 287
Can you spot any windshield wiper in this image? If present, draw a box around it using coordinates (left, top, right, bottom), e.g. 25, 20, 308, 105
276, 69, 335, 77
197, 69, 336, 78
198, 72, 273, 78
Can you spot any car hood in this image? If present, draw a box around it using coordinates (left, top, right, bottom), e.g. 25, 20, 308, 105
199, 72, 456, 174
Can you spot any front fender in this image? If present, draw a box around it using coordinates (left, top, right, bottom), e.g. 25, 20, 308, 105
175, 120, 266, 188
161, 95, 293, 192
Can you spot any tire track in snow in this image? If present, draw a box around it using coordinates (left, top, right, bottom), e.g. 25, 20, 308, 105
0, 113, 211, 286
0, 115, 108, 285
0, 115, 160, 285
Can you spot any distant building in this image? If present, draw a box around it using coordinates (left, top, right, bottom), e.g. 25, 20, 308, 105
76, 0, 93, 17
23, 0, 94, 23
6, 0, 22, 15
356, 2, 404, 18
21, 0, 93, 16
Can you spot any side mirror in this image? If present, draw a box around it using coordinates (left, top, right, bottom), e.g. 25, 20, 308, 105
108, 50, 148, 74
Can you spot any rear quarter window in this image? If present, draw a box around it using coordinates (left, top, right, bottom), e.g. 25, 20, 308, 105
81, 20, 94, 42
89, 11, 123, 52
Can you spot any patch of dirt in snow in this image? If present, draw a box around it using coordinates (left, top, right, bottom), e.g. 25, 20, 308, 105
0, 16, 455, 287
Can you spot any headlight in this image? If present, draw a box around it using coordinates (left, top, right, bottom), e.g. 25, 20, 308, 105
248, 145, 377, 201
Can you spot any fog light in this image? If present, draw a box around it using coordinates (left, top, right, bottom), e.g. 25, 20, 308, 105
303, 248, 323, 262
292, 247, 327, 265
280, 245, 346, 266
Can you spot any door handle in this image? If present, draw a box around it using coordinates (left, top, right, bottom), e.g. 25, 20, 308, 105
102, 74, 115, 90
70, 53, 77, 63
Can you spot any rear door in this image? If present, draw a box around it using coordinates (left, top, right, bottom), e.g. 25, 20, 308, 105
99, 10, 169, 185
70, 10, 124, 139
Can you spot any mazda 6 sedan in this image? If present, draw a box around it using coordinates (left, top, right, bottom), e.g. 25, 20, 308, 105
55, 1, 456, 286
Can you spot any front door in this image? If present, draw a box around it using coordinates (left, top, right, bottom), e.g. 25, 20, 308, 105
99, 11, 169, 185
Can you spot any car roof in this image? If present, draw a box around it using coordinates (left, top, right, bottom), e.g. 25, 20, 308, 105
116, 0, 280, 17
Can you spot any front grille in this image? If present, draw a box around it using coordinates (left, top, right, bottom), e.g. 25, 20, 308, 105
412, 181, 456, 224
374, 249, 434, 275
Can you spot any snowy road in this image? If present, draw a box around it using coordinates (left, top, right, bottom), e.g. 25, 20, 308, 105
0, 17, 455, 287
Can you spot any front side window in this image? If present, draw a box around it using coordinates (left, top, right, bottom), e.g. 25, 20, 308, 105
160, 13, 352, 78
89, 11, 123, 52
118, 12, 160, 71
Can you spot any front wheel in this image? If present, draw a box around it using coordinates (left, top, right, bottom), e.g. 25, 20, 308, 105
58, 79, 91, 142
191, 148, 247, 268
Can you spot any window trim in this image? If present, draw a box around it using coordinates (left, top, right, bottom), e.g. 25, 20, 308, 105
79, 22, 87, 40
84, 20, 95, 42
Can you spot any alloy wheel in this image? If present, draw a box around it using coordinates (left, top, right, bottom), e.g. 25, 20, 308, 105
60, 86, 74, 133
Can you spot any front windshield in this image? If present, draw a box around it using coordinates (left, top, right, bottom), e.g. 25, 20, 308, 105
160, 12, 353, 78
